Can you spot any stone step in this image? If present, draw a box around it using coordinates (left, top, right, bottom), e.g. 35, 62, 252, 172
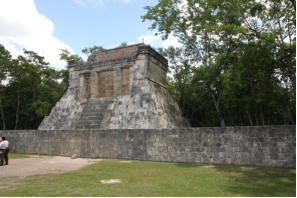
77, 116, 103, 120
81, 111, 98, 114
80, 113, 103, 117
76, 120, 102, 125
82, 108, 107, 113
76, 124, 102, 129
81, 101, 113, 105
75, 100, 113, 129
76, 123, 102, 127
78, 116, 103, 120
81, 100, 113, 104
82, 106, 110, 110
77, 116, 104, 121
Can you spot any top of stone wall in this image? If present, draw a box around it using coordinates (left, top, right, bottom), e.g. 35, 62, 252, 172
68, 43, 168, 70
92, 43, 142, 63
85, 43, 168, 65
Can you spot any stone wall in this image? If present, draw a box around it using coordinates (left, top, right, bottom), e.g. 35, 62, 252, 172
0, 125, 295, 167
94, 44, 141, 63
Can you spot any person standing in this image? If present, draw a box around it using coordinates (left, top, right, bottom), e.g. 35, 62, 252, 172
0, 136, 9, 165
0, 137, 4, 166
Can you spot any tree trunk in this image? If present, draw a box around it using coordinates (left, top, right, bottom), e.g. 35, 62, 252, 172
246, 111, 253, 126
15, 93, 20, 130
286, 105, 294, 124
255, 110, 259, 126
260, 107, 265, 125
33, 91, 36, 103
0, 98, 5, 130
213, 89, 226, 127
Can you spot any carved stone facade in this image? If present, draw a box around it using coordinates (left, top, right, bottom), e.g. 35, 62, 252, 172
39, 44, 190, 130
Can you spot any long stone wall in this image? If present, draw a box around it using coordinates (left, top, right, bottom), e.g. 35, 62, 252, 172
0, 126, 295, 167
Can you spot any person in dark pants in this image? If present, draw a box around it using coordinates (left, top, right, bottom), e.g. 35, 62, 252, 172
0, 137, 4, 166
0, 137, 9, 165
0, 151, 4, 166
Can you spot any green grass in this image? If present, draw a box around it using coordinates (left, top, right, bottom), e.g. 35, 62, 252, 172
8, 152, 52, 159
0, 159, 295, 197
8, 153, 32, 159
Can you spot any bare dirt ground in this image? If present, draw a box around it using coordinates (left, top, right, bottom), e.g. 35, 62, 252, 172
0, 156, 102, 189
0, 156, 102, 178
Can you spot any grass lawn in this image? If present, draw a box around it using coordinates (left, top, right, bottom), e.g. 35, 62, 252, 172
0, 157, 295, 197
8, 152, 53, 159
8, 153, 33, 159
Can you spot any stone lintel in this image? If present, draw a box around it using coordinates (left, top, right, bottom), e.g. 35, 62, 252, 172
74, 57, 136, 71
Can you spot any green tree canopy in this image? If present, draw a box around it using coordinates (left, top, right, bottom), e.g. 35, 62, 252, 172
143, 0, 296, 126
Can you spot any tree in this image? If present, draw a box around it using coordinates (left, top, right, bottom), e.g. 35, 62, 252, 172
60, 49, 83, 65
81, 45, 104, 57
7, 50, 49, 129
0, 45, 69, 129
118, 42, 128, 47
159, 47, 193, 110
143, 0, 296, 126
0, 44, 12, 129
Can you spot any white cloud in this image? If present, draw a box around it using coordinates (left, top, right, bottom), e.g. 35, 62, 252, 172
98, 0, 103, 5
138, 34, 161, 44
74, 0, 87, 7
0, 0, 73, 69
79, 52, 88, 62
74, 0, 131, 6
162, 35, 182, 48
73, 0, 101, 6
138, 33, 182, 49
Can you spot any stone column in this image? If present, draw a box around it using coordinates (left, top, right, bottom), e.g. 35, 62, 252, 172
91, 71, 97, 98
78, 73, 84, 100
114, 68, 122, 97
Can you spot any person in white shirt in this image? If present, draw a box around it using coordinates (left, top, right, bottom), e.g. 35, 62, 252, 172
0, 137, 9, 166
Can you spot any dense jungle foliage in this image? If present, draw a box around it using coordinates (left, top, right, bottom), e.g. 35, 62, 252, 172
144, 0, 296, 126
0, 45, 69, 129
0, 0, 295, 129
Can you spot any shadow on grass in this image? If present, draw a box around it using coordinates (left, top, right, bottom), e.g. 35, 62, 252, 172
174, 162, 201, 168
173, 161, 296, 196
213, 164, 296, 197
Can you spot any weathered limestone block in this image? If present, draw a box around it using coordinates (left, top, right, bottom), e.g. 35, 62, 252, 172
39, 44, 190, 130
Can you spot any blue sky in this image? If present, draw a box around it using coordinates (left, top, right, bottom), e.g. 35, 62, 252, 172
35, 0, 158, 51
0, 0, 180, 69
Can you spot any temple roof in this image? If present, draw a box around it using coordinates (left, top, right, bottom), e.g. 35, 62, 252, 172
69, 43, 168, 68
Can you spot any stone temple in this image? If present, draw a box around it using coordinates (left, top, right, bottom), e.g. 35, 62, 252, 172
39, 44, 189, 130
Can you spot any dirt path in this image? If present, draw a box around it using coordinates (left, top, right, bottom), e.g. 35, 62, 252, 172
0, 156, 102, 178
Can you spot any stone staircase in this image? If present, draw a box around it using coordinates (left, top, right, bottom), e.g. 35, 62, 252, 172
75, 99, 114, 129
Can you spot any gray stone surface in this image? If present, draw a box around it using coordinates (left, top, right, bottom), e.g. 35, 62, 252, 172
38, 44, 189, 130
0, 125, 295, 167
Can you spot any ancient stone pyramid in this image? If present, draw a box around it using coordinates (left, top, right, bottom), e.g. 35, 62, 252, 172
39, 44, 189, 129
